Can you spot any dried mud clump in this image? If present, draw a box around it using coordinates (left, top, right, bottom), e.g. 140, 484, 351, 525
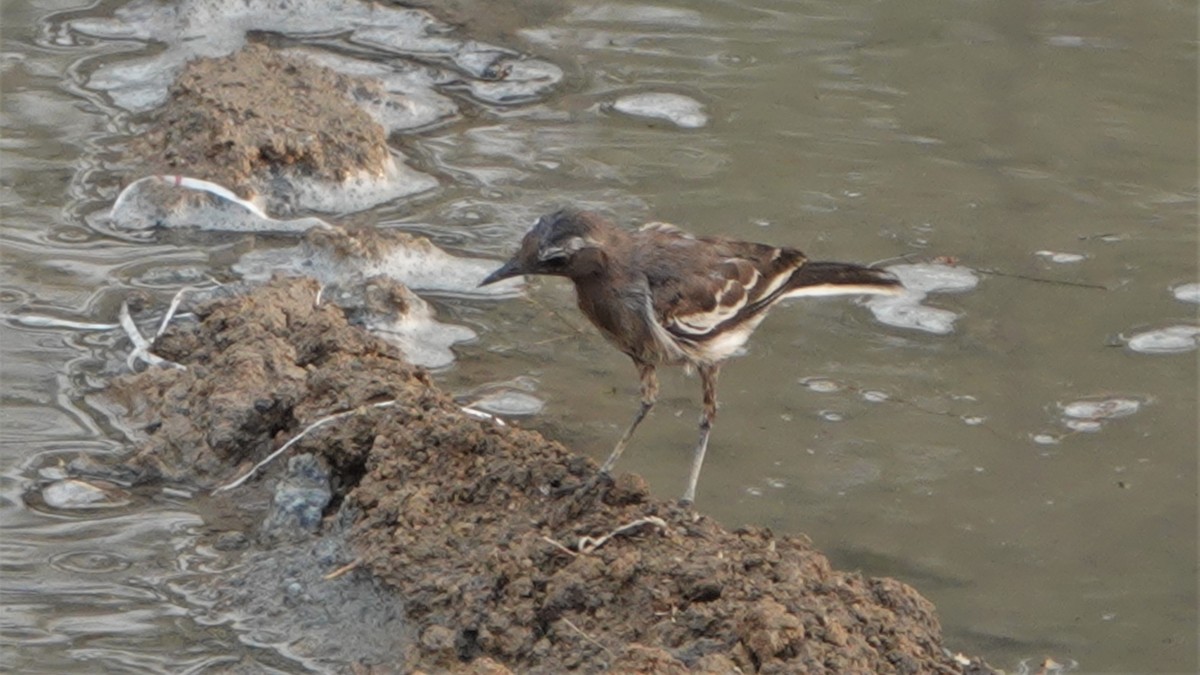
127, 43, 390, 199
112, 277, 991, 674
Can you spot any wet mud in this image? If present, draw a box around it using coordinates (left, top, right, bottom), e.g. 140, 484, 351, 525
107, 276, 992, 673
126, 43, 391, 204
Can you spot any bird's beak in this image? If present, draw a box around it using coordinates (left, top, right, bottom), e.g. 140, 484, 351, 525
479, 257, 524, 287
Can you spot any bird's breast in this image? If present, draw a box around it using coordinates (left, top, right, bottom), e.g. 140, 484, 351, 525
573, 277, 686, 365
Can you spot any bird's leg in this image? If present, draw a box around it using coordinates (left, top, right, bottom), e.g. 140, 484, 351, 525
680, 363, 720, 506
598, 361, 658, 475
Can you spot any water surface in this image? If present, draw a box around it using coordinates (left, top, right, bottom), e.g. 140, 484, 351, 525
2, 0, 1196, 672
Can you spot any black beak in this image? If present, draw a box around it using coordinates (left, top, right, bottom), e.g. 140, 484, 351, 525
479, 257, 524, 287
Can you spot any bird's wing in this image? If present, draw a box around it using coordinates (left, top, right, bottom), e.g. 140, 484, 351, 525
634, 228, 807, 342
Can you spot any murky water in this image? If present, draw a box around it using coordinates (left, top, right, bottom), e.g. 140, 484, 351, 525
3, 0, 1196, 672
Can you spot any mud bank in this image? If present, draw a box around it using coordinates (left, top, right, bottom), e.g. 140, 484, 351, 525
106, 277, 992, 673
128, 43, 390, 202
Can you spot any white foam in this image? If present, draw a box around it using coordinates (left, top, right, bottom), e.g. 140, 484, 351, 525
65, 0, 454, 112
1125, 325, 1200, 354
281, 47, 457, 134
1171, 282, 1200, 304
466, 390, 545, 417
235, 228, 522, 299
366, 307, 476, 370
284, 154, 438, 214
1035, 250, 1086, 263
107, 176, 330, 233
866, 263, 978, 335
612, 93, 707, 129
1061, 398, 1141, 421
885, 263, 979, 294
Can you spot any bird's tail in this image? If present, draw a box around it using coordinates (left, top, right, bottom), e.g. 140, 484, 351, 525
782, 261, 903, 298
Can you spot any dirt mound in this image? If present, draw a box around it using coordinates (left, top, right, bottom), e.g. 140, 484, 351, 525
127, 43, 390, 200
110, 277, 991, 673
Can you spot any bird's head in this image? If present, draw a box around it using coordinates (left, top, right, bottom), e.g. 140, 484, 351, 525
480, 209, 613, 285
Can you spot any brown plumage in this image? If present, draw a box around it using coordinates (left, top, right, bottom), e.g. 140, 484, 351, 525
481, 209, 902, 504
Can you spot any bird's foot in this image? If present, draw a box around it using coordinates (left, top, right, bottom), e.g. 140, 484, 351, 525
550, 470, 612, 499
547, 471, 612, 525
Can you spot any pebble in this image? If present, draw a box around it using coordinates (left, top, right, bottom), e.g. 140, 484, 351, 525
261, 454, 332, 540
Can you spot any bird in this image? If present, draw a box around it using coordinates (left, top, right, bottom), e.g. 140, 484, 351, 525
480, 209, 902, 505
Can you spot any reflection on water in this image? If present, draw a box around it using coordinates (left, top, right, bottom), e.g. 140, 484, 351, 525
2, 0, 1196, 672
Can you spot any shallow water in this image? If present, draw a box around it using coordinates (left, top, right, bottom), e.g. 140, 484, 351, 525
2, 0, 1197, 672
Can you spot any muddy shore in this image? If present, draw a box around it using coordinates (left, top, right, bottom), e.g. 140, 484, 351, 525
92, 30, 998, 673
99, 277, 991, 674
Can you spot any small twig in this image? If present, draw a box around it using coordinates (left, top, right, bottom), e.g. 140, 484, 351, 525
213, 400, 398, 493
560, 617, 614, 659
977, 268, 1108, 290
1, 314, 119, 331
322, 558, 362, 580
867, 252, 921, 268
155, 286, 206, 338
460, 406, 507, 426
528, 334, 575, 348
576, 516, 668, 554
541, 535, 578, 557
119, 302, 185, 371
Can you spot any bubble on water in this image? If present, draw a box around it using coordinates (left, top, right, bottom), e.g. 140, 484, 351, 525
1031, 433, 1060, 445
961, 415, 986, 426
611, 92, 707, 129
1062, 398, 1141, 420
1125, 325, 1200, 354
867, 296, 960, 335
1171, 282, 1200, 304
867, 263, 978, 335
819, 410, 844, 422
801, 377, 840, 393
1065, 419, 1103, 433
765, 478, 786, 489
745, 486, 764, 497
466, 390, 545, 417
50, 550, 132, 574
1035, 250, 1086, 263
1058, 398, 1142, 433
861, 390, 889, 403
